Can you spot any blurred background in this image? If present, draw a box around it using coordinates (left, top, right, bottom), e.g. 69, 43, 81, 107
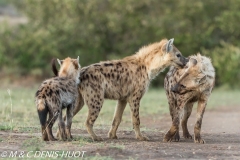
0, 0, 239, 88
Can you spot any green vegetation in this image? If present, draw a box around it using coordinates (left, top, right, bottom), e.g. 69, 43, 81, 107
0, 0, 239, 87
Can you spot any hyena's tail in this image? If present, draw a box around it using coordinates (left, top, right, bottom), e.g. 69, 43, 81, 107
37, 99, 48, 126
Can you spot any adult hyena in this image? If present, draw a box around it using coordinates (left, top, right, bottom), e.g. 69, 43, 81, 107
55, 38, 188, 141
164, 54, 215, 143
36, 57, 81, 141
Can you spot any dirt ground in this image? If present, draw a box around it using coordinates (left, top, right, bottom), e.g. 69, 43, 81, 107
0, 105, 240, 160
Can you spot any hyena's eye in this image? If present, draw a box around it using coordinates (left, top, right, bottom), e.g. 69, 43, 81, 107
176, 54, 181, 58
180, 84, 186, 88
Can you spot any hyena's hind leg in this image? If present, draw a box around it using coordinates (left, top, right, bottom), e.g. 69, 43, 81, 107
65, 103, 75, 140
182, 102, 194, 139
108, 100, 127, 139
46, 110, 58, 141
85, 90, 104, 141
56, 93, 84, 138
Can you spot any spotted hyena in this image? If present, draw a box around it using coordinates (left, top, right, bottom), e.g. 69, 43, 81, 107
54, 38, 188, 141
36, 57, 81, 141
163, 53, 215, 143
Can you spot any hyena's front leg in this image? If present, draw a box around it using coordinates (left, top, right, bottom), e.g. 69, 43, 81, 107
65, 103, 74, 140
163, 107, 182, 142
85, 91, 104, 141
108, 100, 127, 139
194, 99, 207, 144
182, 102, 194, 139
128, 98, 149, 141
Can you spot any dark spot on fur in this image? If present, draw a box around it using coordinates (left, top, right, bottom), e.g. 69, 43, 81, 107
49, 89, 53, 96
116, 62, 122, 66
86, 74, 89, 79
62, 88, 67, 92
104, 63, 114, 67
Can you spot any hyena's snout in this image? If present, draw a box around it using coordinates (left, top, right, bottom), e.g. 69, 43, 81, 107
181, 57, 189, 67
171, 84, 179, 93
177, 56, 189, 68
171, 83, 187, 94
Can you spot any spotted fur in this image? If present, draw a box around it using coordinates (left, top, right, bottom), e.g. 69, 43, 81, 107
163, 53, 215, 144
57, 38, 188, 141
36, 57, 81, 141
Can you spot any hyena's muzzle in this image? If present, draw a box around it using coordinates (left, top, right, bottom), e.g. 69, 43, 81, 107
171, 83, 188, 95
180, 56, 189, 68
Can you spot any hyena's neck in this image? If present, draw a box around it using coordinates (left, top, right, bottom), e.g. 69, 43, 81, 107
137, 54, 170, 80
133, 41, 170, 80
59, 74, 80, 85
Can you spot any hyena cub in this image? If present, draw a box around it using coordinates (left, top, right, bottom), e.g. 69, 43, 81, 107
35, 57, 81, 141
54, 38, 188, 141
164, 53, 215, 143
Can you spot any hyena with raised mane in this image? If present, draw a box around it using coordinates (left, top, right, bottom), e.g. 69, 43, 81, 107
36, 57, 81, 141
164, 54, 215, 143
55, 38, 188, 141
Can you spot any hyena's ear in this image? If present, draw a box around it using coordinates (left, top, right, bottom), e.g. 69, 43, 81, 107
77, 56, 79, 63
166, 38, 174, 53
57, 59, 62, 66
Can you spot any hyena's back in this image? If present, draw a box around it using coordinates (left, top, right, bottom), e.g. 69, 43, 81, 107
79, 60, 149, 100
36, 77, 77, 118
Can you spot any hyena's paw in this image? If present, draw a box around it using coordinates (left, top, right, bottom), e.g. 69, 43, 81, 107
59, 134, 67, 141
56, 130, 60, 139
42, 133, 49, 141
163, 131, 178, 142
48, 136, 57, 141
172, 132, 180, 142
183, 132, 193, 139
92, 136, 103, 141
194, 135, 205, 144
66, 129, 73, 140
66, 135, 73, 141
136, 135, 149, 141
58, 130, 67, 141
108, 132, 118, 139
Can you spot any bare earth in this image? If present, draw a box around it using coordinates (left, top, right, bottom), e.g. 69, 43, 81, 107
0, 105, 240, 160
